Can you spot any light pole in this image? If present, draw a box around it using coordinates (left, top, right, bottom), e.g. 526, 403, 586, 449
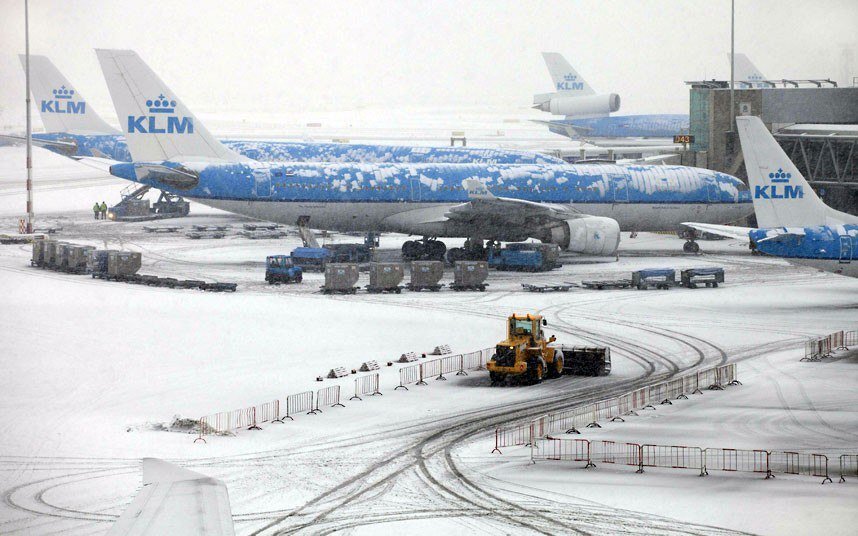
729, 0, 735, 132
24, 0, 34, 234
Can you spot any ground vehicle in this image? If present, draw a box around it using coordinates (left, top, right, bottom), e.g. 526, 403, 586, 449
488, 243, 561, 272
486, 314, 563, 384
265, 255, 303, 284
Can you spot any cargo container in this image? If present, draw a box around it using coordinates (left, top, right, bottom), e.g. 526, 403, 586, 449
408, 260, 444, 291
322, 263, 360, 294
450, 261, 488, 291
88, 249, 115, 276
632, 268, 676, 290
43, 239, 61, 268
107, 251, 142, 279
367, 262, 404, 293
680, 267, 725, 288
31, 239, 48, 267
67, 245, 95, 274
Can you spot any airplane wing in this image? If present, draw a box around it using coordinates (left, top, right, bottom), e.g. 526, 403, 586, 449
0, 133, 78, 155
107, 458, 235, 536
444, 179, 584, 226
74, 156, 121, 173
681, 222, 753, 241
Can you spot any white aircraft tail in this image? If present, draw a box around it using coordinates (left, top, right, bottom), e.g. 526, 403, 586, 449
20, 55, 119, 135
736, 115, 857, 227
541, 52, 595, 96
731, 53, 767, 88
95, 49, 246, 163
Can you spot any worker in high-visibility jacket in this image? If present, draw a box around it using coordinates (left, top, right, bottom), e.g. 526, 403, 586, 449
93, 202, 101, 220
100, 201, 108, 220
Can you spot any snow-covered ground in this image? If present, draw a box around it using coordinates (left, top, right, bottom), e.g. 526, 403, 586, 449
0, 138, 857, 535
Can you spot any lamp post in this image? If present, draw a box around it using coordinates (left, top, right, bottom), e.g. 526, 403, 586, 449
24, 0, 34, 234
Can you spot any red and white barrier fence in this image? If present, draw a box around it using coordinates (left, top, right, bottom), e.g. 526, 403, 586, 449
531, 438, 839, 484
803, 330, 854, 361
492, 362, 740, 454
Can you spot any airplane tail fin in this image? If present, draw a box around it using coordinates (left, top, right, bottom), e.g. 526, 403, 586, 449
541, 52, 595, 96
95, 49, 246, 163
731, 53, 767, 88
736, 115, 857, 227
20, 55, 119, 135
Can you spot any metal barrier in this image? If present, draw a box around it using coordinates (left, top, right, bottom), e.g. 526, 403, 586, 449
396, 363, 422, 390
287, 390, 314, 419
641, 444, 704, 475
351, 373, 382, 401
314, 385, 345, 413
194, 346, 494, 442
703, 448, 769, 476
769, 451, 832, 483
802, 329, 853, 361
495, 362, 740, 451
532, 439, 839, 484
532, 437, 592, 466
838, 454, 858, 483
592, 440, 642, 469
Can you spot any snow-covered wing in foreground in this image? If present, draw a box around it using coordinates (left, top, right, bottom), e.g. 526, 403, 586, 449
107, 458, 234, 536
681, 222, 753, 241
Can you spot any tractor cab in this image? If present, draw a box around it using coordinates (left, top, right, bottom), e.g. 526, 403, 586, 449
265, 255, 303, 284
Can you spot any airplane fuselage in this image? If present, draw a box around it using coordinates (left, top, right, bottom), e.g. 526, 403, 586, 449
109, 160, 752, 237
549, 114, 690, 139
751, 225, 858, 278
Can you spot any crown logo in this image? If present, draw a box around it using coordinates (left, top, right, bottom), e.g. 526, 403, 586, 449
563, 74, 577, 81
146, 94, 176, 114
768, 168, 792, 183
52, 86, 74, 100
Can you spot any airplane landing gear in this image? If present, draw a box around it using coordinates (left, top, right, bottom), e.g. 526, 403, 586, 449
683, 240, 700, 254
447, 238, 492, 264
402, 237, 446, 261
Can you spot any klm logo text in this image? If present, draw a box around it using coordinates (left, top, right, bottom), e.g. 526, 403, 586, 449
40, 100, 86, 114
754, 185, 804, 199
557, 73, 583, 91
128, 93, 194, 134
127, 115, 194, 134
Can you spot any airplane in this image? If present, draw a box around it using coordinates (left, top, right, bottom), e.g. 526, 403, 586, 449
683, 115, 857, 278
95, 49, 752, 261
732, 53, 769, 89
532, 52, 690, 141
5, 55, 563, 166
107, 458, 234, 536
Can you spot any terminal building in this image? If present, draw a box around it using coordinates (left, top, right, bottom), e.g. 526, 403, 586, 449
684, 81, 858, 215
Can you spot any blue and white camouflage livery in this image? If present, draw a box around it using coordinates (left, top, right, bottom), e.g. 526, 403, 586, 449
98, 49, 752, 256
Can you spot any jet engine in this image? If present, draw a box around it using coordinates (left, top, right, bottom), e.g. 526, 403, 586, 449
533, 93, 621, 117
542, 217, 621, 256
